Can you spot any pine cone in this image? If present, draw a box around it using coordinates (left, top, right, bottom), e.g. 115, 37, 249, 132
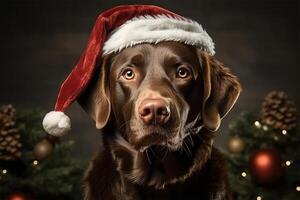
0, 104, 22, 160
261, 91, 298, 130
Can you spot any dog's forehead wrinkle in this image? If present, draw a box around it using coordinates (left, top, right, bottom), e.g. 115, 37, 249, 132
110, 47, 150, 71
145, 56, 167, 76
130, 53, 145, 64
138, 71, 175, 96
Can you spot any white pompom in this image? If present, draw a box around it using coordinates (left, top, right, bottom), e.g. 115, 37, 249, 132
42, 111, 71, 137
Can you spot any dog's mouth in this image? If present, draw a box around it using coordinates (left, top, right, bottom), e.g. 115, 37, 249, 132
129, 125, 183, 152
132, 132, 168, 152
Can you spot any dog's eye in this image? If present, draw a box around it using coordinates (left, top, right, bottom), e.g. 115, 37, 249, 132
176, 66, 190, 79
122, 69, 135, 80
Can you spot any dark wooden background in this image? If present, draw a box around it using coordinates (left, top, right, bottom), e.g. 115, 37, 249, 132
1, 0, 299, 158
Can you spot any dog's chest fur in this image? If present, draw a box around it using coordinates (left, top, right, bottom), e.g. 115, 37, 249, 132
84, 133, 231, 200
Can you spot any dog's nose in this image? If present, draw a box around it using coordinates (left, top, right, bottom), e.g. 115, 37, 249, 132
138, 99, 170, 125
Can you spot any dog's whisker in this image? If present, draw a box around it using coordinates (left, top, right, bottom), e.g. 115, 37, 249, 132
188, 134, 194, 147
145, 149, 152, 164
180, 141, 188, 156
149, 146, 157, 158
148, 148, 154, 158
183, 140, 192, 157
118, 120, 131, 130
181, 143, 190, 157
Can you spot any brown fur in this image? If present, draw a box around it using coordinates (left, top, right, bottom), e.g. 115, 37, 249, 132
79, 42, 241, 200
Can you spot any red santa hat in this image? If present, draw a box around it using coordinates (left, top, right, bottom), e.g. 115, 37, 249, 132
42, 4, 215, 137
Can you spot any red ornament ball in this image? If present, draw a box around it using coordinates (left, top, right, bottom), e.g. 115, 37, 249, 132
249, 149, 284, 186
6, 192, 32, 200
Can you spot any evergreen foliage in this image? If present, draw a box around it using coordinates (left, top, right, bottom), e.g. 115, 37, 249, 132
223, 112, 300, 200
0, 108, 87, 200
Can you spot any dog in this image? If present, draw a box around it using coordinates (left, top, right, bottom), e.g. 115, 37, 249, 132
78, 41, 241, 200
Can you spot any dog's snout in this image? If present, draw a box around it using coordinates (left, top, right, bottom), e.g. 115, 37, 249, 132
138, 98, 170, 125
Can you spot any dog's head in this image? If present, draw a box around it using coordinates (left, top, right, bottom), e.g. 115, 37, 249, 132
79, 41, 241, 152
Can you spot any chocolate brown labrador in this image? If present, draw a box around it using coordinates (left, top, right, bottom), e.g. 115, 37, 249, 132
79, 41, 241, 200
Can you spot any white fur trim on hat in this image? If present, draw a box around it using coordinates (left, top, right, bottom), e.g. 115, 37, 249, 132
42, 111, 71, 137
102, 14, 215, 56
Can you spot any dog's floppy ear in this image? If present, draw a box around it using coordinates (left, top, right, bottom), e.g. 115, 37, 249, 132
78, 55, 111, 129
197, 50, 241, 132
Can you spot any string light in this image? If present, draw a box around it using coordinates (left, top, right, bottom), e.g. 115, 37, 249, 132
241, 172, 247, 177
296, 186, 300, 192
262, 125, 268, 131
2, 169, 7, 174
285, 160, 291, 166
254, 121, 261, 128
282, 129, 287, 135
256, 196, 262, 200
32, 160, 39, 166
